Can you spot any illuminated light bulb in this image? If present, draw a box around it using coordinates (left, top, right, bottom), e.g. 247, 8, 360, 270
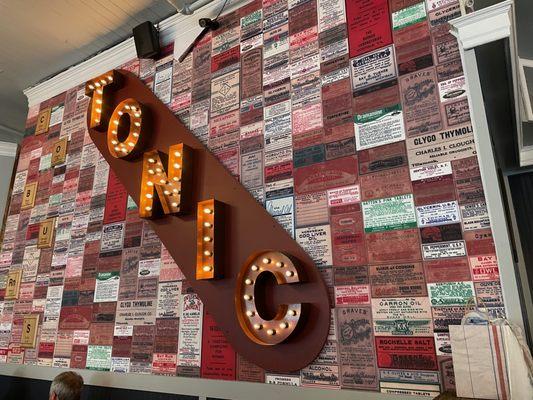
174, 151, 181, 157
134, 112, 140, 117
203, 208, 212, 214
251, 265, 258, 271
159, 179, 166, 184
118, 111, 123, 116
96, 89, 103, 94
100, 79, 106, 84
107, 75, 113, 81
246, 310, 255, 317
148, 169, 154, 175
202, 265, 212, 272
131, 106, 137, 112
125, 104, 130, 110
203, 236, 212, 242
203, 250, 212, 257
285, 271, 294, 277
96, 99, 102, 104
243, 294, 252, 301
114, 146, 120, 151
288, 310, 297, 317
133, 132, 139, 137
253, 323, 262, 330
245, 279, 253, 285
88, 84, 95, 90
146, 194, 153, 199
128, 142, 134, 147
172, 177, 180, 182
163, 190, 170, 195
204, 222, 212, 228
262, 258, 271, 264
95, 82, 101, 87
156, 167, 162, 173
275, 261, 284, 268
148, 158, 155, 164
280, 322, 288, 329
95, 108, 102, 113
173, 188, 179, 193
145, 206, 151, 211
173, 163, 181, 169
113, 120, 119, 125
267, 329, 276, 336
147, 181, 153, 186
134, 121, 140, 127
171, 202, 178, 207
111, 140, 118, 145
112, 130, 117, 134
121, 147, 128, 153
94, 119, 100, 123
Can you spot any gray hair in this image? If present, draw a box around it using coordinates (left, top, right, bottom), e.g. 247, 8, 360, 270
49, 371, 84, 400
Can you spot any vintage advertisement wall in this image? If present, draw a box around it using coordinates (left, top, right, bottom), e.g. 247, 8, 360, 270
0, 0, 504, 396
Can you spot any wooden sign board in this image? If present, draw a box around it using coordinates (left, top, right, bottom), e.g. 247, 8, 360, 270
51, 137, 68, 166
35, 107, 52, 135
37, 218, 55, 249
21, 314, 39, 348
21, 182, 37, 210
5, 270, 22, 300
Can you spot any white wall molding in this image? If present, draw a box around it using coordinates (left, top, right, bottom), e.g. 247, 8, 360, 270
449, 0, 513, 50
0, 363, 415, 400
23, 0, 251, 107
0, 141, 18, 157
449, 2, 526, 331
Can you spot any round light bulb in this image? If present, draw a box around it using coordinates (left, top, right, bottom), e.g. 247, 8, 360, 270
203, 222, 212, 228
174, 151, 181, 157
88, 84, 95, 90
203, 250, 212, 257
203, 236, 211, 242
171, 202, 178, 207
148, 158, 155, 163
279, 322, 288, 329
267, 329, 276, 336
288, 310, 297, 317
147, 181, 153, 186
246, 310, 255, 317
202, 265, 212, 272
146, 194, 153, 199
285, 271, 294, 277
276, 261, 284, 268
253, 324, 262, 330
251, 265, 258, 271
173, 163, 180, 169
243, 294, 252, 301
145, 206, 151, 211
245, 279, 253, 285
203, 208, 212, 214
262, 258, 271, 264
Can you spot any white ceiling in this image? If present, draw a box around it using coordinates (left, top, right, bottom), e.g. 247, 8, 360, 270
0, 0, 176, 143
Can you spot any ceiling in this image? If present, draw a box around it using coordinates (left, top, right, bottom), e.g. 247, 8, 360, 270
0, 0, 532, 144
0, 0, 176, 143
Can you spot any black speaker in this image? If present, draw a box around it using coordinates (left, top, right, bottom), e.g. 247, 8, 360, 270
132, 21, 160, 59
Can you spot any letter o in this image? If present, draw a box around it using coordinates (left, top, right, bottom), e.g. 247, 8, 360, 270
107, 98, 145, 159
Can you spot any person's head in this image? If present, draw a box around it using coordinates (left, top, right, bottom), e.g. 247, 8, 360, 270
49, 371, 83, 400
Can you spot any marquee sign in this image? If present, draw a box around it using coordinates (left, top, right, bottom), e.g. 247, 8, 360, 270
85, 69, 330, 372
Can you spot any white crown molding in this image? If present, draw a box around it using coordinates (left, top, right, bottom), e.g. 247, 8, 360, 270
23, 0, 251, 107
449, 0, 513, 50
0, 141, 19, 157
